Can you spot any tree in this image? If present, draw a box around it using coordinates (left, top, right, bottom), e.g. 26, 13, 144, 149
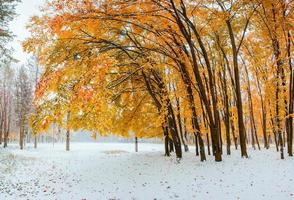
0, 0, 20, 62
27, 56, 41, 148
0, 60, 14, 148
14, 66, 32, 150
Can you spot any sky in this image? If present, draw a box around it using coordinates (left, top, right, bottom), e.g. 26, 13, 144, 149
9, 0, 45, 65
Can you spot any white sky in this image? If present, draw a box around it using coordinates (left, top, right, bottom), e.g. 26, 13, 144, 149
8, 0, 45, 65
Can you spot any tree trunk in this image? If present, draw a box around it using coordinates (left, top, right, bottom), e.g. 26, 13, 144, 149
183, 119, 189, 152
19, 122, 24, 150
275, 77, 284, 159
169, 137, 174, 153
178, 62, 205, 161
271, 4, 284, 159
194, 133, 199, 156
167, 104, 182, 158
283, 131, 286, 147
254, 127, 261, 150
218, 111, 223, 155
278, 131, 284, 159
198, 133, 206, 161
222, 72, 231, 155
3, 108, 10, 148
163, 126, 170, 156
0, 116, 3, 145
270, 114, 279, 152
255, 68, 269, 149
286, 31, 293, 156
273, 132, 279, 152
3, 131, 8, 148
261, 101, 268, 149
226, 20, 248, 158
176, 97, 189, 152
66, 111, 70, 151
244, 61, 260, 150
66, 129, 70, 151
207, 133, 211, 155
229, 104, 238, 150
135, 137, 138, 152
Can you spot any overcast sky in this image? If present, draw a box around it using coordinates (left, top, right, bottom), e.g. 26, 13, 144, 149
9, 0, 45, 64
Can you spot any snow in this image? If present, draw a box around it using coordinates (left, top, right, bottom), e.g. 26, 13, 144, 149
0, 143, 294, 200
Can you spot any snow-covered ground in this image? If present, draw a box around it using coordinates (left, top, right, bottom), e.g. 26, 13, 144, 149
0, 142, 293, 200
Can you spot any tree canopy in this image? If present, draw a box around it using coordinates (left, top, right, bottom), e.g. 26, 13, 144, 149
24, 0, 294, 161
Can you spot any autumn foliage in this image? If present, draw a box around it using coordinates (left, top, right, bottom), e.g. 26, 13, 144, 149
23, 0, 293, 161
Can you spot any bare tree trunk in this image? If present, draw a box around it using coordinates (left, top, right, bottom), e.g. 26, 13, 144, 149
169, 137, 174, 153
271, 4, 284, 159
260, 97, 268, 149
3, 131, 8, 148
278, 130, 284, 159
0, 113, 3, 145
244, 60, 260, 150
3, 88, 7, 148
66, 130, 70, 151
163, 126, 170, 156
66, 111, 70, 151
286, 31, 293, 156
34, 60, 39, 149
255, 68, 269, 149
283, 131, 286, 147
223, 78, 231, 155
183, 118, 189, 152
175, 97, 189, 152
254, 128, 261, 150
19, 122, 24, 150
273, 132, 279, 152
4, 109, 10, 148
226, 20, 248, 158
207, 133, 211, 156
34, 136, 37, 148
270, 112, 279, 152
275, 74, 284, 159
135, 137, 138, 152
194, 133, 199, 156
167, 103, 182, 158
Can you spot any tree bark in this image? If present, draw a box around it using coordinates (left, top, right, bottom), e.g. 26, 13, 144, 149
163, 126, 170, 156
220, 64, 231, 155
0, 113, 3, 145
169, 137, 174, 153
176, 97, 189, 152
135, 137, 138, 152
66, 111, 70, 151
207, 133, 211, 156
286, 31, 293, 156
19, 122, 24, 150
194, 133, 199, 156
244, 60, 260, 150
226, 20, 248, 158
271, 5, 284, 159
34, 135, 37, 148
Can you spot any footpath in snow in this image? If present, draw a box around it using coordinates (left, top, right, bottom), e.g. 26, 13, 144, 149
0, 143, 293, 200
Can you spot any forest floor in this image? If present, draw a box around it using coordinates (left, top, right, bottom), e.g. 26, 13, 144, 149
0, 142, 294, 200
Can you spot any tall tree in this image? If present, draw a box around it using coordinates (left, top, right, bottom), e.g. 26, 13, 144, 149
15, 66, 32, 150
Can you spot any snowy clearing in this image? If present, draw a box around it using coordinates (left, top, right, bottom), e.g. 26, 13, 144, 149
0, 143, 294, 200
